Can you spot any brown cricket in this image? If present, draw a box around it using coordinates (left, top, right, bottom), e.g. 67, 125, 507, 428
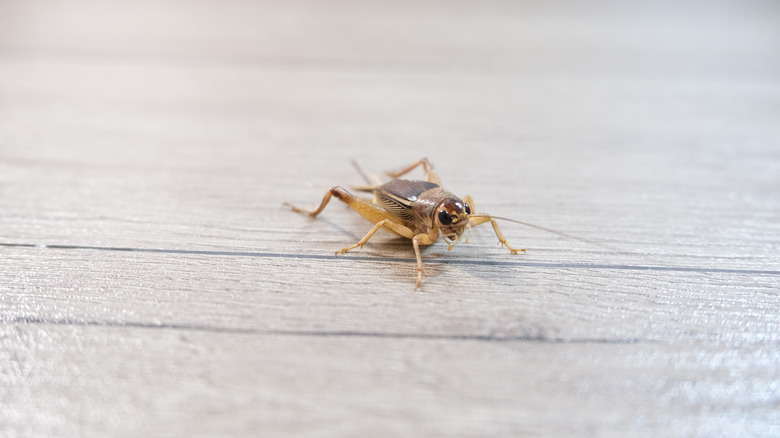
285, 158, 525, 288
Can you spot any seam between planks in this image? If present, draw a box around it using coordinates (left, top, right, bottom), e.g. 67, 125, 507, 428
4, 316, 647, 344
2, 242, 779, 276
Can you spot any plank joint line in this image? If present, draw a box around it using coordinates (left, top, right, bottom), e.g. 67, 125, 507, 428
2, 242, 779, 276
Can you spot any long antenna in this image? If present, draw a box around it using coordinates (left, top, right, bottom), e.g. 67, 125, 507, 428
350, 160, 373, 185
470, 214, 620, 252
350, 160, 383, 190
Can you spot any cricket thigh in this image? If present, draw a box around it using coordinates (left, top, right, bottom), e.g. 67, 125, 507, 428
331, 187, 416, 240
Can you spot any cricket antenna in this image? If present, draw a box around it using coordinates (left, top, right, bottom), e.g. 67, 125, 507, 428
470, 214, 619, 252
351, 160, 383, 188
351, 160, 372, 185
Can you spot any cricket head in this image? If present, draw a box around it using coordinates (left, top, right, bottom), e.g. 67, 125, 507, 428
435, 197, 472, 246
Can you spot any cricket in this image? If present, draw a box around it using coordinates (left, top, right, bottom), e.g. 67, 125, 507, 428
284, 158, 525, 288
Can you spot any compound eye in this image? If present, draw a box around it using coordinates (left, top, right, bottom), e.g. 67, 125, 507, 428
438, 210, 453, 225
464, 203, 471, 215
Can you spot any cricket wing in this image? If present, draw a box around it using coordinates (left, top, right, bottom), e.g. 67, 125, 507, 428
375, 179, 439, 223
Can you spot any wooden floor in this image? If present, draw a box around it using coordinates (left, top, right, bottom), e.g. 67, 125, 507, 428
2, 1, 779, 436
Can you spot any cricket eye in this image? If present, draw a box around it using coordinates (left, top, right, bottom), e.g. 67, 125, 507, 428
464, 203, 471, 215
438, 210, 453, 225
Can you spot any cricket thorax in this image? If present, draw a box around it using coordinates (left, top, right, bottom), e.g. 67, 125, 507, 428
413, 188, 469, 240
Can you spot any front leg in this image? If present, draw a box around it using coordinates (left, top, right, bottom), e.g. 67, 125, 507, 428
412, 232, 436, 289
469, 215, 526, 254
338, 220, 435, 289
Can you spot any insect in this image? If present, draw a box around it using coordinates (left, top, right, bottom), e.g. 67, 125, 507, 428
285, 158, 525, 288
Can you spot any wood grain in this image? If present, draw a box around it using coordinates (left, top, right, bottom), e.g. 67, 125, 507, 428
2, 0, 779, 436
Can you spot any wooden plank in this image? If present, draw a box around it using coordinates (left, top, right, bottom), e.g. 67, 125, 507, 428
1, 0, 779, 437
3, 322, 778, 437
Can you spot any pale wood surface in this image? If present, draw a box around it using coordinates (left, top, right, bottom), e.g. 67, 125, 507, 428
2, 1, 779, 437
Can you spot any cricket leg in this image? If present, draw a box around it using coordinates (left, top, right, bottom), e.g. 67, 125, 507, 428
284, 187, 337, 218
463, 195, 475, 210
410, 233, 429, 289
285, 186, 401, 224
340, 224, 431, 289
336, 218, 418, 255
462, 195, 476, 244
385, 157, 441, 186
288, 185, 418, 242
288, 185, 432, 287
469, 214, 526, 254
336, 219, 393, 254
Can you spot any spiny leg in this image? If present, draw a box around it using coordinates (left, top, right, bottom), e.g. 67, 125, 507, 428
335, 219, 391, 255
413, 237, 423, 289
285, 186, 402, 226
469, 214, 526, 254
385, 157, 441, 186
284, 187, 337, 218
287, 185, 433, 288
340, 224, 431, 289
411, 232, 435, 289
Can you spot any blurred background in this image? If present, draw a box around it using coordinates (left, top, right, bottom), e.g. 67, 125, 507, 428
1, 1, 779, 436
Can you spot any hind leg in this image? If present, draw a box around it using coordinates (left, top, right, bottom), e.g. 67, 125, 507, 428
285, 186, 416, 239
385, 157, 441, 186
